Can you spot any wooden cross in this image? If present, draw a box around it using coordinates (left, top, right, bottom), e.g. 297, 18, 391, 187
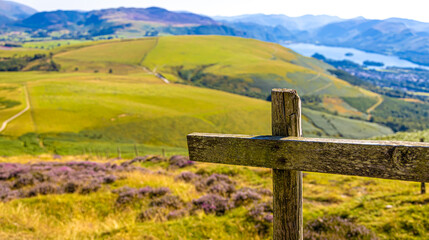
187, 89, 429, 240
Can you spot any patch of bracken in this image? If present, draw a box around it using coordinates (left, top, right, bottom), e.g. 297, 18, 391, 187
150, 195, 184, 210
175, 171, 199, 182
192, 194, 229, 216
168, 155, 194, 169
231, 188, 262, 207
247, 201, 274, 236
304, 216, 378, 240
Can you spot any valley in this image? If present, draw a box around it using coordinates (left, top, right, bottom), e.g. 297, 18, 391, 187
0, 2, 428, 239
0, 36, 396, 156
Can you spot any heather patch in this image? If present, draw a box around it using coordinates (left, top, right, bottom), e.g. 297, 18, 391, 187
304, 216, 378, 240
150, 195, 184, 209
247, 201, 274, 236
231, 187, 262, 207
195, 173, 236, 197
0, 156, 388, 239
192, 194, 230, 216
175, 171, 199, 182
114, 186, 171, 206
0, 160, 146, 202
168, 155, 194, 169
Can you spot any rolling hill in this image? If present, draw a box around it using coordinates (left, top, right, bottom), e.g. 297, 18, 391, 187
311, 18, 429, 66
215, 14, 343, 31
0, 36, 394, 157
54, 36, 373, 99
2, 3, 429, 67
0, 0, 36, 21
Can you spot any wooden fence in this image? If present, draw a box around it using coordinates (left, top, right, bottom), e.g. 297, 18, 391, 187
187, 88, 429, 240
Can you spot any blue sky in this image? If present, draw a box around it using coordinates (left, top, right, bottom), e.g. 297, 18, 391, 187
12, 0, 429, 22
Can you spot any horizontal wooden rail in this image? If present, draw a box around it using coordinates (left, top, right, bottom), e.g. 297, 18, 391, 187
188, 133, 429, 182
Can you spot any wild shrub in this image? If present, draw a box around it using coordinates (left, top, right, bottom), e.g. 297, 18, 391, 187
167, 209, 187, 220
195, 173, 235, 197
149, 195, 184, 210
304, 216, 378, 240
247, 201, 273, 236
168, 155, 194, 169
231, 188, 261, 207
114, 186, 171, 206
192, 194, 229, 216
27, 183, 59, 196
137, 207, 167, 222
175, 171, 199, 182
0, 161, 132, 201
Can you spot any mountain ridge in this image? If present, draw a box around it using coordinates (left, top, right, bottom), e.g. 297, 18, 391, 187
0, 0, 37, 20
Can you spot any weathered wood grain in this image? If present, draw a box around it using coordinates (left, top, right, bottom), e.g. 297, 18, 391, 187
272, 89, 303, 240
187, 133, 429, 182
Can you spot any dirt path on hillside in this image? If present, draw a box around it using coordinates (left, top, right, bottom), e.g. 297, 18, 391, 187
0, 85, 30, 133
308, 73, 321, 82
141, 67, 170, 84
366, 95, 384, 120
308, 81, 332, 95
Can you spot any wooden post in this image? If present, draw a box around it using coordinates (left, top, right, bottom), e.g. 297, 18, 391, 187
134, 143, 139, 157
421, 138, 426, 194
271, 89, 303, 240
117, 147, 121, 159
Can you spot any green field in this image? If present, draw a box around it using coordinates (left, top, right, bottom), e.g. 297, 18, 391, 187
0, 36, 396, 156
0, 71, 392, 156
0, 36, 427, 240
53, 36, 373, 99
0, 72, 271, 155
0, 155, 426, 239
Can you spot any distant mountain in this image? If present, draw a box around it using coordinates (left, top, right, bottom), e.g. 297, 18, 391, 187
0, 0, 36, 20
16, 7, 217, 29
0, 13, 11, 24
215, 14, 429, 66
3, 5, 429, 66
6, 7, 226, 38
312, 18, 429, 66
214, 14, 343, 31
95, 7, 217, 25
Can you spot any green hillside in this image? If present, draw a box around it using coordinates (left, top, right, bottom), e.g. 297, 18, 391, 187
0, 72, 270, 155
373, 128, 429, 142
54, 36, 373, 99
0, 36, 396, 156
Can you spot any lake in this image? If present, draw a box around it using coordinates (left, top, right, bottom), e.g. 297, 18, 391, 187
284, 43, 428, 69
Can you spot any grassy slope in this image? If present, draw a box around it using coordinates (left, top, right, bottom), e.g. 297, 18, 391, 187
0, 36, 394, 156
373, 128, 429, 142
142, 36, 369, 97
54, 36, 373, 98
0, 156, 426, 239
0, 72, 271, 152
0, 71, 392, 156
